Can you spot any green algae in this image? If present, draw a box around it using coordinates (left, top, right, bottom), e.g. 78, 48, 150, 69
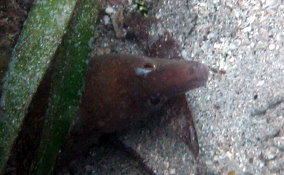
0, 0, 78, 172
31, 0, 99, 174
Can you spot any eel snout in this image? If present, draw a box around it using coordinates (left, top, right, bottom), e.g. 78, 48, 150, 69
142, 59, 209, 98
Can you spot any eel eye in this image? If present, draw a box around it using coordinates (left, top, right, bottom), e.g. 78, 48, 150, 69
149, 96, 168, 106
149, 96, 160, 105
147, 96, 167, 106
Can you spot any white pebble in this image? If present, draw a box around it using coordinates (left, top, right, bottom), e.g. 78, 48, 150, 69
242, 26, 252, 32
267, 154, 276, 160
181, 50, 188, 58
256, 80, 264, 86
103, 15, 110, 25
247, 15, 256, 24
268, 44, 276, 50
105, 6, 114, 15
199, 2, 206, 7
264, 0, 281, 9
213, 0, 219, 4
276, 34, 284, 42
273, 137, 284, 150
214, 43, 222, 49
207, 32, 216, 39
169, 168, 176, 174
229, 42, 238, 50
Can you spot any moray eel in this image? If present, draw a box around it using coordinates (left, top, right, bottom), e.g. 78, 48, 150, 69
56, 54, 208, 169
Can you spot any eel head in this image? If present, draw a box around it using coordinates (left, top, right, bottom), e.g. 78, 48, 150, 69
79, 54, 208, 133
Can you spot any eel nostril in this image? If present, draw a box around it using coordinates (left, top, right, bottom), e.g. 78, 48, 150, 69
143, 63, 156, 70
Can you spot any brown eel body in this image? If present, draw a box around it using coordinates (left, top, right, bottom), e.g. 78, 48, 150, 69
55, 54, 208, 170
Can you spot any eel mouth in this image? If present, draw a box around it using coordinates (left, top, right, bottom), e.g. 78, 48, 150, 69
184, 61, 209, 88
